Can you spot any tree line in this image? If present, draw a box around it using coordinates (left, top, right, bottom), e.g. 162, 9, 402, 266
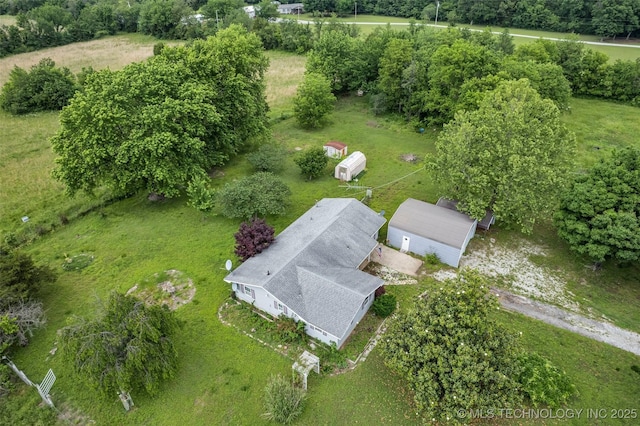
304, 0, 640, 40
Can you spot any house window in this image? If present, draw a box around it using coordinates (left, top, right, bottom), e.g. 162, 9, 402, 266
244, 286, 252, 296
274, 300, 288, 314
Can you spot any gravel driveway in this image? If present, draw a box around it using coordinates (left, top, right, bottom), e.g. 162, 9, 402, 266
495, 288, 640, 356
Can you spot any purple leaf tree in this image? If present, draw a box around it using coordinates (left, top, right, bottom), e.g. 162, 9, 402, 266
234, 218, 275, 261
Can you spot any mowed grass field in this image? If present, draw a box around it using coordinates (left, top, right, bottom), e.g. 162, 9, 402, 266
1, 33, 639, 424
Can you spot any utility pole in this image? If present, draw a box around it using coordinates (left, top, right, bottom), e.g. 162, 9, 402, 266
434, 1, 440, 26
355, 1, 357, 20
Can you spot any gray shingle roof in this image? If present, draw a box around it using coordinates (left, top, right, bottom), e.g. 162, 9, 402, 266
389, 198, 476, 249
224, 198, 385, 339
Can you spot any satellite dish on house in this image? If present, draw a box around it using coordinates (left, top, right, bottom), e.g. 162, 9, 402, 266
225, 259, 232, 271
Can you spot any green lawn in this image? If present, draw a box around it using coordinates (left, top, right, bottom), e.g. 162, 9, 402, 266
2, 39, 640, 424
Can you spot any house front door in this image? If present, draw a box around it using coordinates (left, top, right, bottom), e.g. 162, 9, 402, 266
400, 236, 410, 253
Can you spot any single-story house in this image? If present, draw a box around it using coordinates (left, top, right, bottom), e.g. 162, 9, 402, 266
224, 198, 386, 348
323, 141, 348, 159
278, 3, 304, 14
334, 151, 366, 181
387, 198, 477, 267
436, 197, 495, 230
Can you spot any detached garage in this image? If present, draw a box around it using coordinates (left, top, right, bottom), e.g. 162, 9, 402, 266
387, 198, 477, 267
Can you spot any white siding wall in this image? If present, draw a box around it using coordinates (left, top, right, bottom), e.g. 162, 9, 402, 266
233, 283, 291, 319
232, 283, 374, 349
387, 225, 475, 267
336, 290, 375, 348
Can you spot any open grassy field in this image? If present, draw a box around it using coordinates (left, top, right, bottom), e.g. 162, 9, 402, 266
1, 33, 639, 424
0, 33, 169, 87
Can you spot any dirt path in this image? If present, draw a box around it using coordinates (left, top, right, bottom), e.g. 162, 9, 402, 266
495, 288, 640, 356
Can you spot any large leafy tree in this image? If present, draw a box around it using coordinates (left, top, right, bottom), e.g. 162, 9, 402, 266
217, 172, 291, 219
381, 270, 522, 423
138, 0, 192, 39
554, 148, 640, 265
293, 72, 336, 129
0, 58, 77, 114
377, 38, 413, 113
59, 292, 181, 397
51, 25, 269, 202
421, 39, 500, 125
305, 30, 363, 93
430, 79, 575, 234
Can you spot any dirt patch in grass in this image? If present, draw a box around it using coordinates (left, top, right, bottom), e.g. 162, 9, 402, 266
399, 153, 419, 163
126, 269, 195, 310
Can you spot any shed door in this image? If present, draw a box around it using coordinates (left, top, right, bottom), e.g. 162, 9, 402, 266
400, 236, 410, 253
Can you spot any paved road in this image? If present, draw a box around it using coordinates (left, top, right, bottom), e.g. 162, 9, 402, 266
495, 289, 640, 356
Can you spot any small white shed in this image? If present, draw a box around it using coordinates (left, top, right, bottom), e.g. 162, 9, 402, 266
335, 151, 366, 181
324, 141, 348, 159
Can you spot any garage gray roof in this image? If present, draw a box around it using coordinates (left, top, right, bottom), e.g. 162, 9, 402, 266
389, 198, 477, 249
224, 198, 385, 339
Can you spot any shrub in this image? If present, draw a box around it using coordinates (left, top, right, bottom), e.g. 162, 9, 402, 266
247, 144, 288, 173
424, 252, 440, 265
234, 218, 275, 262
0, 58, 77, 114
274, 315, 306, 343
186, 176, 216, 212
516, 352, 576, 407
217, 172, 291, 219
294, 147, 328, 180
371, 293, 396, 317
374, 285, 386, 297
262, 374, 306, 424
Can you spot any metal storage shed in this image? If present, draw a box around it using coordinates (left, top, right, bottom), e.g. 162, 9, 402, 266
387, 198, 477, 267
334, 151, 366, 181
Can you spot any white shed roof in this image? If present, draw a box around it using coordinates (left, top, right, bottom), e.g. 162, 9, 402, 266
389, 198, 476, 249
336, 151, 365, 169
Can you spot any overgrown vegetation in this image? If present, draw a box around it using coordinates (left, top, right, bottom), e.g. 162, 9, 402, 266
516, 352, 576, 408
262, 374, 306, 424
